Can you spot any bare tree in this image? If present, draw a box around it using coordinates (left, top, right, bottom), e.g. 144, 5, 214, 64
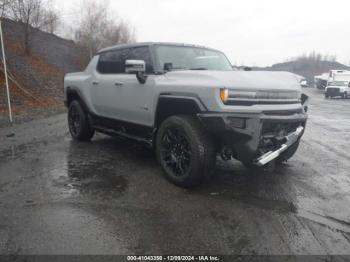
74, 0, 136, 58
2, 0, 60, 55
0, 0, 11, 17
41, 8, 60, 34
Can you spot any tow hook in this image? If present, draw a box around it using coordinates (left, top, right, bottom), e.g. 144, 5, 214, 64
220, 147, 234, 161
255, 126, 304, 166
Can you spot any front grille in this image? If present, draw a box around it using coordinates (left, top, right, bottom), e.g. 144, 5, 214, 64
263, 109, 303, 116
226, 100, 300, 106
326, 88, 340, 96
226, 90, 301, 106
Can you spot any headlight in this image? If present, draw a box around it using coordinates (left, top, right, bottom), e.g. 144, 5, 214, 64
220, 88, 229, 103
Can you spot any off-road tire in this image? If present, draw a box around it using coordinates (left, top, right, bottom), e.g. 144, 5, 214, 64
68, 100, 95, 141
156, 115, 216, 188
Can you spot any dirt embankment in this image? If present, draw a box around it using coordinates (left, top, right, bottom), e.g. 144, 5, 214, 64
0, 19, 87, 126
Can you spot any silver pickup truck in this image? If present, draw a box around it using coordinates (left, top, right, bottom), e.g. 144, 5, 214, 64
64, 42, 308, 187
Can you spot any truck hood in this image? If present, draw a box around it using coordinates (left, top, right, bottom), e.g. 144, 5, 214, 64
165, 70, 301, 91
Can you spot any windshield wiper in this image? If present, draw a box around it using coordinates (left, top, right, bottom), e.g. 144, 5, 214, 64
190, 68, 208, 70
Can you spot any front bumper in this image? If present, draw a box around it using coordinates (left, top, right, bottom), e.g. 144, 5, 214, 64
255, 126, 304, 166
326, 88, 343, 97
198, 110, 307, 164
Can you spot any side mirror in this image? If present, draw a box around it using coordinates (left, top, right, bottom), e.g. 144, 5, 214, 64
163, 63, 173, 71
125, 60, 148, 84
125, 60, 146, 74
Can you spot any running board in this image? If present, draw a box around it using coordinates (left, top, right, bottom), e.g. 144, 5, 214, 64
93, 125, 153, 147
255, 126, 304, 166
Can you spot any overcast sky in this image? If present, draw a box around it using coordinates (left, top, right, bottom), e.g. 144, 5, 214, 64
55, 0, 350, 67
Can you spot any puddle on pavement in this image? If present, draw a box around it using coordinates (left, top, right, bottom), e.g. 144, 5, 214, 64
193, 160, 299, 214
207, 161, 350, 233
48, 143, 129, 199
0, 136, 65, 161
69, 162, 127, 193
52, 159, 128, 199
0, 141, 42, 160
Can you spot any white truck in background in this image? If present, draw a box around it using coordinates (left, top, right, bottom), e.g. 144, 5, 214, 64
315, 70, 350, 90
325, 72, 350, 99
328, 70, 350, 82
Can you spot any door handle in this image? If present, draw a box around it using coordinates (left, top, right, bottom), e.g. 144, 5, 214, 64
92, 81, 99, 86
114, 81, 124, 87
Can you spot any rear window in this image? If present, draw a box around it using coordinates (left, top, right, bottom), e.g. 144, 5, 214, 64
97, 49, 129, 74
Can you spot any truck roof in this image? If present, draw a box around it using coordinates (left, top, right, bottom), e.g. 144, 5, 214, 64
98, 42, 221, 54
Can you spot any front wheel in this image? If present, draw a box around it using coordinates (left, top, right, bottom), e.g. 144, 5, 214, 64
68, 100, 95, 141
156, 115, 215, 188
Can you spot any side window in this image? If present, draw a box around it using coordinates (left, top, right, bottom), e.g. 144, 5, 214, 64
127, 46, 154, 73
97, 49, 129, 74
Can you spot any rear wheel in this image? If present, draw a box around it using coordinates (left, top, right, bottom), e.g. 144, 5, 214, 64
156, 115, 215, 187
68, 100, 95, 141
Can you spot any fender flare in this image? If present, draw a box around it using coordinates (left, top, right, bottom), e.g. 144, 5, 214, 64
65, 87, 90, 112
154, 94, 208, 127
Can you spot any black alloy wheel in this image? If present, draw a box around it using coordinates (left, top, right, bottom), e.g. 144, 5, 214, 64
160, 126, 192, 178
68, 105, 81, 137
68, 100, 95, 141
156, 115, 215, 187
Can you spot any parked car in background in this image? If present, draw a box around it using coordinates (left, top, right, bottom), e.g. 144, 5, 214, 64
315, 73, 329, 90
300, 79, 309, 88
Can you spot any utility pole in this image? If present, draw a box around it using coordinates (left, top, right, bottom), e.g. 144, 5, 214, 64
0, 18, 12, 123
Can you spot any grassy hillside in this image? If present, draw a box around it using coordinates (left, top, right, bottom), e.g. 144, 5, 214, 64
0, 19, 87, 122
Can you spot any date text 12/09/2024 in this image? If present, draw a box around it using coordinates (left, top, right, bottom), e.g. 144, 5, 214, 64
127, 256, 220, 261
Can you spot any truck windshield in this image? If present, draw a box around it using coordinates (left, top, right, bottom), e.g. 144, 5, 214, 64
155, 45, 233, 71
328, 81, 348, 86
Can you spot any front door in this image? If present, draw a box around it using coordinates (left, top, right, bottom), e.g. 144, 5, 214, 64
90, 46, 156, 127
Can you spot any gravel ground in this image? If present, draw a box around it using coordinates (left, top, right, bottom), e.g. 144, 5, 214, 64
0, 107, 66, 128
0, 88, 350, 258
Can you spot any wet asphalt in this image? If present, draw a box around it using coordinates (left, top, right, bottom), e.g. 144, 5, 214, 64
0, 88, 350, 256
